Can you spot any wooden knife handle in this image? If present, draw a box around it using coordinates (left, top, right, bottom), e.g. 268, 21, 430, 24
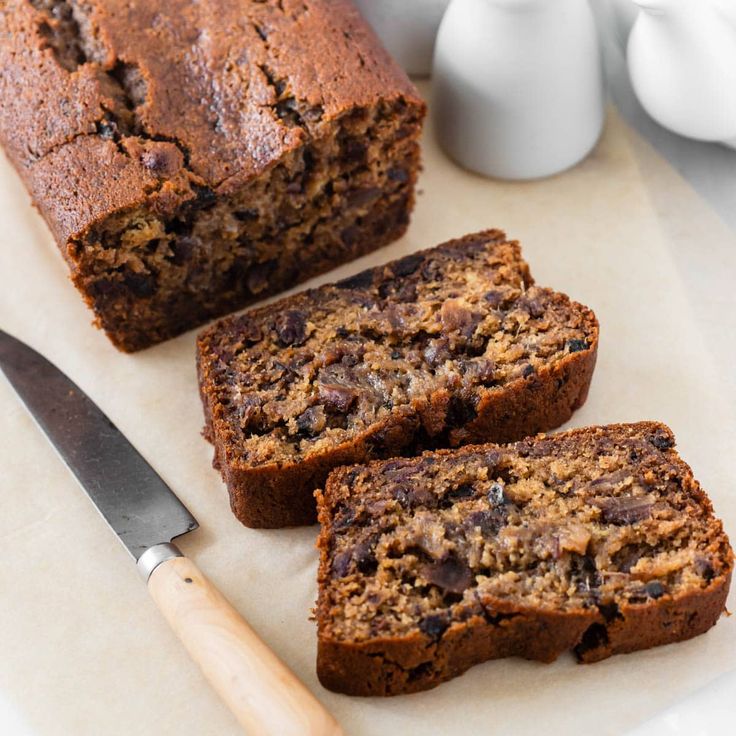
147, 555, 343, 736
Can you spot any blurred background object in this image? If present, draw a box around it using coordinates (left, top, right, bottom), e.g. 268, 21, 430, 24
355, 0, 736, 228
432, 0, 605, 180
353, 0, 450, 76
605, 0, 639, 45
628, 0, 736, 150
596, 0, 736, 233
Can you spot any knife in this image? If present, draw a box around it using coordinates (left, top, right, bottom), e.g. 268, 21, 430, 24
0, 328, 342, 736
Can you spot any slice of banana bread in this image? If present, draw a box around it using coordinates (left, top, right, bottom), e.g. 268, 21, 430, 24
198, 230, 599, 527
316, 423, 733, 696
0, 0, 424, 351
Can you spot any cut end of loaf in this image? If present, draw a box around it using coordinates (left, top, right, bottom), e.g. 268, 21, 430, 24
315, 422, 733, 695
71, 98, 423, 351
2, 0, 425, 351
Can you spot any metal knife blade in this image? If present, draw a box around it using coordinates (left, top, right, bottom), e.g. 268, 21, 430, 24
0, 328, 198, 560
0, 329, 344, 734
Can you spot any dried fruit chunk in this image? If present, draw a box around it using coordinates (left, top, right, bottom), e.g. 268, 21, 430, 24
421, 555, 474, 594
591, 495, 653, 525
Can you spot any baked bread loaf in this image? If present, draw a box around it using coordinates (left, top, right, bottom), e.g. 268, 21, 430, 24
0, 0, 424, 351
316, 422, 733, 696
198, 230, 599, 528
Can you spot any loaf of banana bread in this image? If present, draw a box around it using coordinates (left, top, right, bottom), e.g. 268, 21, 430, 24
0, 0, 424, 351
198, 230, 599, 527
316, 423, 733, 696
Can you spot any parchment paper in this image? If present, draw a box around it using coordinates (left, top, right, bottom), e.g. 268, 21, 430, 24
1, 84, 734, 735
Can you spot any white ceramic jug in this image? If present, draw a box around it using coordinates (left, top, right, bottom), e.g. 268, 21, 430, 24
628, 0, 736, 150
432, 0, 605, 180
353, 0, 451, 76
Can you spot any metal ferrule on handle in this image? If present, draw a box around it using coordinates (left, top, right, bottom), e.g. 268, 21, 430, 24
137, 542, 184, 581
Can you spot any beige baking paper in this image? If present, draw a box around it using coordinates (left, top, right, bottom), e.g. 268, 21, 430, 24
1, 84, 735, 735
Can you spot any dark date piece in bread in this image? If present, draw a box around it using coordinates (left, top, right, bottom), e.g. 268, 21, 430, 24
316, 422, 733, 696
198, 230, 599, 527
0, 0, 424, 350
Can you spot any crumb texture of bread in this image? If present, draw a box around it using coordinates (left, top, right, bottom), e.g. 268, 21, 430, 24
198, 230, 600, 527
315, 422, 733, 696
0, 0, 424, 350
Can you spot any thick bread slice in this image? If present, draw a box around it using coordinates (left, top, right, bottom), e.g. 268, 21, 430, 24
316, 422, 733, 696
198, 230, 598, 527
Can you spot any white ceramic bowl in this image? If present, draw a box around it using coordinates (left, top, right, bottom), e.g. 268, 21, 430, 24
353, 0, 451, 76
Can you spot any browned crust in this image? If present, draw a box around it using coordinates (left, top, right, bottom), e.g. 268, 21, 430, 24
0, 0, 420, 244
0, 0, 423, 350
201, 345, 597, 528
197, 230, 600, 528
314, 422, 734, 696
314, 579, 731, 696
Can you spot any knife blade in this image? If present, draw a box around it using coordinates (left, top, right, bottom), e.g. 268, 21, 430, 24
0, 328, 342, 736
0, 328, 198, 559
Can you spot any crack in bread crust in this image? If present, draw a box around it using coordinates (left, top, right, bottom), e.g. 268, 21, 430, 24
1, 0, 425, 350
